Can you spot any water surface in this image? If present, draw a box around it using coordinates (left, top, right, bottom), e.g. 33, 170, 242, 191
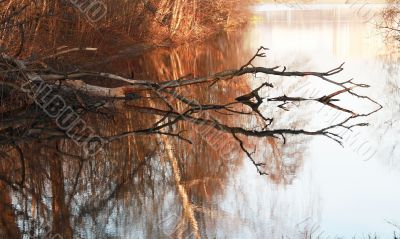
6, 4, 400, 239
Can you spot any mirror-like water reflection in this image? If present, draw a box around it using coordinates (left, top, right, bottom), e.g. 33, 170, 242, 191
238, 5, 400, 238
1, 4, 400, 239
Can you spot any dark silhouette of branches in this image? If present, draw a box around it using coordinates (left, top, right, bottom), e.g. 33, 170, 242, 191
0, 47, 382, 175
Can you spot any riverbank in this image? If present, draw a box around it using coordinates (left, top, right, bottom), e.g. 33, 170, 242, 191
0, 0, 252, 57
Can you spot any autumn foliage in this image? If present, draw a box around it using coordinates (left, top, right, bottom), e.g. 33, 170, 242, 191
0, 0, 250, 57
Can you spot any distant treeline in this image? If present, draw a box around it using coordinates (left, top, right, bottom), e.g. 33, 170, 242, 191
0, 0, 251, 56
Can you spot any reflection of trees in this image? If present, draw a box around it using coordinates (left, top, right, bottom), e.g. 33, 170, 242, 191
0, 31, 252, 238
367, 61, 400, 171
0, 6, 382, 239
257, 135, 307, 185
1, 48, 380, 239
0, 181, 20, 238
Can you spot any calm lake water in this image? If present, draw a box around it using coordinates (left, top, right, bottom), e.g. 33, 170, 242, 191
224, 4, 400, 238
6, 4, 400, 239
108, 4, 400, 238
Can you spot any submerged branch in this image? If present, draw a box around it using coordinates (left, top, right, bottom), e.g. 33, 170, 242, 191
0, 47, 382, 175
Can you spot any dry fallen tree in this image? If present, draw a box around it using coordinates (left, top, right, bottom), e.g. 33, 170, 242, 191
0, 47, 382, 177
